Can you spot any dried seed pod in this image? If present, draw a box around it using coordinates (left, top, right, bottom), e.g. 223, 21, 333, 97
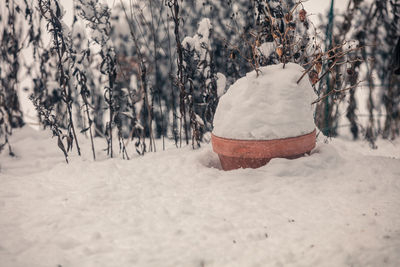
266, 34, 273, 42
276, 47, 283, 57
284, 13, 293, 23
347, 68, 354, 75
299, 9, 307, 22
309, 70, 319, 85
229, 51, 236, 60
316, 62, 322, 74
327, 51, 336, 65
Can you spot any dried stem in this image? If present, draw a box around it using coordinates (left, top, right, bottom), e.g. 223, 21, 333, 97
311, 80, 363, 105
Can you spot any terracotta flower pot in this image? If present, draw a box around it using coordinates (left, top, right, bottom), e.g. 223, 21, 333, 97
211, 130, 316, 171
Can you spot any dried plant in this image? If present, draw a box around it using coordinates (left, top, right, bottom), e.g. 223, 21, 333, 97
38, 0, 81, 155
30, 96, 70, 163
2, 0, 400, 163
168, 0, 190, 147
0, 0, 26, 156
76, 0, 131, 157
118, 0, 157, 153
181, 18, 219, 147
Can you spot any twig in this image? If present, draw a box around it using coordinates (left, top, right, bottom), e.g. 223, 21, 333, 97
311, 80, 363, 104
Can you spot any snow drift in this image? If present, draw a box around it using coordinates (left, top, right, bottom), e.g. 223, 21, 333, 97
0, 127, 400, 267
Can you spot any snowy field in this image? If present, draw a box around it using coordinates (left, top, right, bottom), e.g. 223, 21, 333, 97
1, 126, 400, 267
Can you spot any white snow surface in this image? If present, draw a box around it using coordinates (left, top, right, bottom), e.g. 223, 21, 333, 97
182, 18, 212, 64
216, 72, 227, 97
213, 63, 316, 140
1, 127, 400, 267
197, 18, 212, 39
258, 42, 276, 58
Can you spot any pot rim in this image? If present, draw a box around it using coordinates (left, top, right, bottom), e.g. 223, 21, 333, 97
211, 129, 316, 142
211, 129, 316, 159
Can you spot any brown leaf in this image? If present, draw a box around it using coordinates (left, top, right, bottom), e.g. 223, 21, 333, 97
299, 9, 307, 22
276, 47, 283, 57
316, 62, 322, 74
308, 70, 319, 85
284, 13, 293, 23
57, 136, 68, 158
347, 68, 354, 75
66, 135, 73, 152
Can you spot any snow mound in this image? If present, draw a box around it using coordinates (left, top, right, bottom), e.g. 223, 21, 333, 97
213, 63, 315, 140
1, 128, 400, 267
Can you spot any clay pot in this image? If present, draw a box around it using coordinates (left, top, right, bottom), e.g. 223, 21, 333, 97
211, 129, 316, 171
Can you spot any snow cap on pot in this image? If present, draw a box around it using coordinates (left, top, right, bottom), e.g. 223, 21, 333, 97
213, 63, 315, 140
211, 63, 316, 170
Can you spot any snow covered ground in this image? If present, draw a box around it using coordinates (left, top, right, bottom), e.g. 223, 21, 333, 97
1, 127, 400, 267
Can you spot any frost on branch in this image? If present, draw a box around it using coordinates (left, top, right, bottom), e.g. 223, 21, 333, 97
181, 18, 221, 146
